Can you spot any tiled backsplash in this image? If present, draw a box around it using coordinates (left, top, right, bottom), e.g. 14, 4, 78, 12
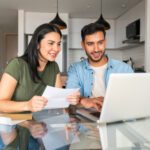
68, 45, 145, 69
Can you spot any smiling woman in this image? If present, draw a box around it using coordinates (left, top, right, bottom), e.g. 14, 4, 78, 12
0, 23, 79, 113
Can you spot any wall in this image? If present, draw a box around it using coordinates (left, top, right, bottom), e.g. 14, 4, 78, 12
69, 18, 115, 49
0, 31, 3, 75
0, 31, 6, 76
145, 0, 150, 72
5, 34, 18, 65
122, 45, 145, 68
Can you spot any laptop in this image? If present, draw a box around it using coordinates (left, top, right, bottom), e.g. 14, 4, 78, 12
77, 73, 150, 123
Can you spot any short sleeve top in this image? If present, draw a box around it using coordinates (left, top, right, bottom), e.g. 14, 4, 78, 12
4, 57, 60, 101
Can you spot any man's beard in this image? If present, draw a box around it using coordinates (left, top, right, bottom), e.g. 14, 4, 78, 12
86, 51, 105, 63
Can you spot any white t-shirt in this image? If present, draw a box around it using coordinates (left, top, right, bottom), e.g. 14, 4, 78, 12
90, 64, 107, 97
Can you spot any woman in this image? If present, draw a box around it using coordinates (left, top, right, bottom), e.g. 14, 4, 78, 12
0, 23, 79, 113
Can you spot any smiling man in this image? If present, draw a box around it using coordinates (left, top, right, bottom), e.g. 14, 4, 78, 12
66, 23, 133, 111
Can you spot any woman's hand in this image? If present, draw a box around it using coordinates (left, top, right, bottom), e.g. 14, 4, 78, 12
27, 96, 48, 112
28, 121, 48, 138
20, 121, 48, 138
67, 91, 81, 105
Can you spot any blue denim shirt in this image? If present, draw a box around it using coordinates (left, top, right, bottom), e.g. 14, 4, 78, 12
66, 57, 133, 97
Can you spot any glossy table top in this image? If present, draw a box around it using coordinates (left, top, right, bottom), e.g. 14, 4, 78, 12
0, 109, 150, 150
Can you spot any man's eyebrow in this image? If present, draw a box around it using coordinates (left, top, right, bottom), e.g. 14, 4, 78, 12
98, 39, 105, 42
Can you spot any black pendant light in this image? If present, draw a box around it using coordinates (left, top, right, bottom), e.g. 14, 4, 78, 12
95, 0, 110, 30
49, 0, 67, 30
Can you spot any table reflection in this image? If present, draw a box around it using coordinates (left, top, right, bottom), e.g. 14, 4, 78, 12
99, 118, 150, 150
1, 109, 150, 150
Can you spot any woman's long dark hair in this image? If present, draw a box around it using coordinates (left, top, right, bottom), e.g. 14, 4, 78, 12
21, 23, 62, 83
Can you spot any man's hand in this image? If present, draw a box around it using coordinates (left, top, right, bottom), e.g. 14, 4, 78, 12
80, 97, 104, 111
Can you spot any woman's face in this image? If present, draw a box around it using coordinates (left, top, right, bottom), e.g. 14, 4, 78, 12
38, 32, 61, 62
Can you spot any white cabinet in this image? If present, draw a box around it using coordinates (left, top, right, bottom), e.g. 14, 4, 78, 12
115, 0, 145, 48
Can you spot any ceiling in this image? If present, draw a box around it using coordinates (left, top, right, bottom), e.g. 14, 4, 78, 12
0, 0, 143, 32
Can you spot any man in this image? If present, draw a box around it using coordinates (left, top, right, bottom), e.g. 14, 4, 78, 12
66, 23, 133, 111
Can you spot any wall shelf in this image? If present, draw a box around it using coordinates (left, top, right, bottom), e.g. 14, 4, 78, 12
107, 41, 144, 50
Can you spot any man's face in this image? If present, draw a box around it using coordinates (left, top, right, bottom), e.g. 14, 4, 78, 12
82, 31, 106, 63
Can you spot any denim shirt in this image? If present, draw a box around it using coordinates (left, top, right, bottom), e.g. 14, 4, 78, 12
66, 57, 133, 97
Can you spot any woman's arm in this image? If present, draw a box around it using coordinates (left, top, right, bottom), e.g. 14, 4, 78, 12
0, 73, 47, 113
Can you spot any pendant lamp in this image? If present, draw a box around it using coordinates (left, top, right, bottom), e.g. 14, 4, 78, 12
95, 0, 110, 30
49, 0, 67, 30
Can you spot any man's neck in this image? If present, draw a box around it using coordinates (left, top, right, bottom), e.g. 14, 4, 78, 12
89, 56, 108, 67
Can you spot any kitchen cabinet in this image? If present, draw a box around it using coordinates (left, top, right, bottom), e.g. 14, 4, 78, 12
115, 0, 145, 48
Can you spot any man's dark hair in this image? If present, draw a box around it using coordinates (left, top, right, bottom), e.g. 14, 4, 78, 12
81, 23, 106, 41
21, 23, 62, 83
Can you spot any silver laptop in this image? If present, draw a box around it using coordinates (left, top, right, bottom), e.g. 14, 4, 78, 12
77, 73, 150, 123
99, 73, 150, 123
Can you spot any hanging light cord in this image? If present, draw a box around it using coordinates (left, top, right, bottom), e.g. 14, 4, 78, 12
101, 0, 102, 14
57, 0, 58, 13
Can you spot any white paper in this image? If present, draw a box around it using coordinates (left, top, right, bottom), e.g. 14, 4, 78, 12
0, 117, 25, 125
42, 86, 79, 109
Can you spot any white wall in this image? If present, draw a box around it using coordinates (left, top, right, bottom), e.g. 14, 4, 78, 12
0, 31, 3, 75
145, 0, 150, 72
122, 45, 145, 68
69, 18, 115, 49
0, 31, 6, 75
68, 49, 87, 66
5, 34, 18, 64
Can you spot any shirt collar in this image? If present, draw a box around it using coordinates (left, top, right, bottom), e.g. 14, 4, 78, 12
84, 55, 113, 69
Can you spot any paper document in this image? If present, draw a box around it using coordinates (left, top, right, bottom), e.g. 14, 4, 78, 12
42, 86, 79, 109
0, 117, 25, 125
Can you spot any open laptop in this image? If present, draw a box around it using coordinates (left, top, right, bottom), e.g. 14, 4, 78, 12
77, 73, 150, 123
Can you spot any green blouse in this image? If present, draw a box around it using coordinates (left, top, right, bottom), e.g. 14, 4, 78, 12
4, 57, 60, 101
